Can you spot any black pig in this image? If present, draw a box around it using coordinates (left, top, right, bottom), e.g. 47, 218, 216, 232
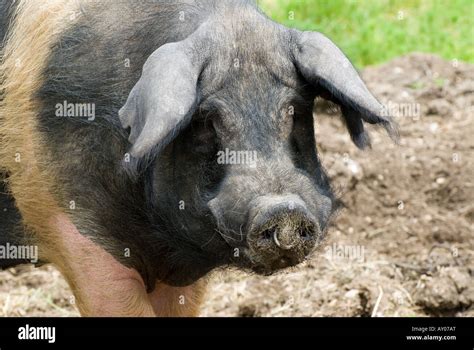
0, 0, 396, 316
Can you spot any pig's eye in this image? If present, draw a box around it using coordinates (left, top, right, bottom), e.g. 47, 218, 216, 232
191, 120, 218, 154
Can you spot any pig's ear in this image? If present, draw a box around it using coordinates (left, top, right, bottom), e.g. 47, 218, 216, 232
119, 41, 204, 159
293, 31, 398, 149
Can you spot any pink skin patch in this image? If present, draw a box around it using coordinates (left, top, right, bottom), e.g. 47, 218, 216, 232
49, 214, 201, 316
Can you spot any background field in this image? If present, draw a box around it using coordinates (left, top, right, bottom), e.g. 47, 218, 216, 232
260, 0, 474, 67
0, 0, 473, 316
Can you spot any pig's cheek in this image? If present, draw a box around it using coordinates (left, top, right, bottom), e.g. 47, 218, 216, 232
48, 214, 154, 316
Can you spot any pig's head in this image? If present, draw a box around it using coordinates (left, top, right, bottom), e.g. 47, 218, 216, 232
119, 13, 397, 285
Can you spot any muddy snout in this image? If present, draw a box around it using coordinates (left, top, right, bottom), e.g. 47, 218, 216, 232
246, 195, 320, 272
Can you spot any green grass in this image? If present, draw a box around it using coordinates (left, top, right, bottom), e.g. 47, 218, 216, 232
259, 0, 474, 67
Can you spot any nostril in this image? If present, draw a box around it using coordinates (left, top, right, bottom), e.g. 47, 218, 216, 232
299, 227, 314, 240
261, 228, 274, 240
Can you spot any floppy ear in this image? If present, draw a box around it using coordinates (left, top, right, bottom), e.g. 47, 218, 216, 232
119, 40, 205, 159
293, 31, 398, 149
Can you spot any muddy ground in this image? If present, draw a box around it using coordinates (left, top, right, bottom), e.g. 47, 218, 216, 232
0, 53, 472, 317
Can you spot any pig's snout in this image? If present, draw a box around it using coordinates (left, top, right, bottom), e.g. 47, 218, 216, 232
253, 218, 315, 251
208, 192, 323, 273
246, 195, 320, 271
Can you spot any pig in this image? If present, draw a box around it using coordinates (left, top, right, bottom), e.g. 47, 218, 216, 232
0, 0, 397, 316
0, 172, 31, 269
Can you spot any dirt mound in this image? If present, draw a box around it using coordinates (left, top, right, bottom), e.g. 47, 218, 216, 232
1, 53, 473, 317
